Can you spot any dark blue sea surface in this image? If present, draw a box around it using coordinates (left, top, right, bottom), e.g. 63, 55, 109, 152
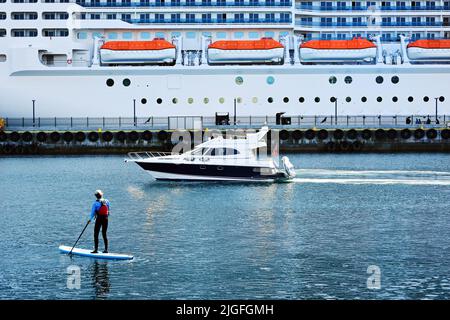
1, 153, 450, 299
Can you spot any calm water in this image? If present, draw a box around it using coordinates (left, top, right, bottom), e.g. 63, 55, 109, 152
1, 153, 450, 300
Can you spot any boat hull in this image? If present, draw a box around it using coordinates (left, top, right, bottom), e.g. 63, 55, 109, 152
136, 161, 286, 182
300, 48, 377, 61
100, 48, 176, 64
407, 48, 450, 60
208, 48, 284, 64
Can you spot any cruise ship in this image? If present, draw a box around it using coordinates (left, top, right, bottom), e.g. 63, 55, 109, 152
1, 0, 450, 119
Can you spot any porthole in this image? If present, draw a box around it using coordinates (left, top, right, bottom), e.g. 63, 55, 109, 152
123, 78, 131, 87
344, 76, 352, 84
376, 76, 384, 84
283, 97, 289, 103
236, 97, 242, 103
408, 96, 414, 102
361, 97, 367, 102
299, 97, 305, 103
141, 98, 147, 104
172, 98, 178, 104
329, 76, 337, 84
330, 97, 336, 103
439, 96, 445, 102
314, 97, 320, 103
156, 98, 162, 104
391, 76, 399, 84
346, 96, 351, 103
106, 79, 114, 87
235, 76, 243, 85
266, 76, 275, 85
188, 98, 194, 104
219, 97, 225, 104
392, 96, 398, 102
423, 96, 429, 102
377, 96, 383, 102
203, 97, 209, 104
267, 97, 273, 103
252, 97, 258, 103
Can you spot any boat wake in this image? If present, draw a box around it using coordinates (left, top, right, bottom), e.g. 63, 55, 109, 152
293, 169, 450, 185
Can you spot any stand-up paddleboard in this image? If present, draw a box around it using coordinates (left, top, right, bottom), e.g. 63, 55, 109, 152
59, 245, 133, 260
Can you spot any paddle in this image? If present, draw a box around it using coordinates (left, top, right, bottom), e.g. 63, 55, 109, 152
68, 220, 91, 256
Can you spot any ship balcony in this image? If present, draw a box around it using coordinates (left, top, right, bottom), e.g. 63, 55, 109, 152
123, 18, 292, 24
295, 21, 444, 28
74, 1, 293, 8
296, 5, 449, 12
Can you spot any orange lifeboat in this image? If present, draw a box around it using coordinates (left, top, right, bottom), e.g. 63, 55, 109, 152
207, 38, 284, 64
100, 39, 176, 65
300, 38, 377, 62
407, 39, 450, 60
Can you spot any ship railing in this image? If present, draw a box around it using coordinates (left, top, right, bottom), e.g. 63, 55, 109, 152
3, 115, 450, 131
127, 151, 173, 161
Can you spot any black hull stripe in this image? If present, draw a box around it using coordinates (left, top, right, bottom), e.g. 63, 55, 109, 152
136, 162, 285, 179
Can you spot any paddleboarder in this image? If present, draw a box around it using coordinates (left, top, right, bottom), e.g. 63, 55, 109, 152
89, 190, 110, 254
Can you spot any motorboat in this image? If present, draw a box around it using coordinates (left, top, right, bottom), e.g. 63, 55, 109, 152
125, 126, 296, 182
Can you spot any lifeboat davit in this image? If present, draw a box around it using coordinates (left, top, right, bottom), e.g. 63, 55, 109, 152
407, 39, 450, 60
300, 38, 377, 62
100, 39, 176, 65
207, 38, 284, 64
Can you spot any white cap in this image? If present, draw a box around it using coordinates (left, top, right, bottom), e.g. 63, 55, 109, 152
94, 190, 103, 198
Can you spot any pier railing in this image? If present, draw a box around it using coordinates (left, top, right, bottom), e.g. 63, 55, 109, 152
2, 115, 449, 131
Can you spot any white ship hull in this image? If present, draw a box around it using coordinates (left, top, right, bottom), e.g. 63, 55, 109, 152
407, 48, 450, 60
2, 63, 450, 118
208, 48, 284, 64
100, 48, 176, 64
300, 48, 377, 61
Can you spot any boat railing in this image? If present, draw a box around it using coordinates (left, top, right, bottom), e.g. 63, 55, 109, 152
127, 151, 173, 161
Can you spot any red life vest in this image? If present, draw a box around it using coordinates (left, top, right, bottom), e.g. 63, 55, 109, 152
97, 200, 109, 216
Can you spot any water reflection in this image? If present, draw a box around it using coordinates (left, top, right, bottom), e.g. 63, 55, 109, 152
91, 261, 110, 299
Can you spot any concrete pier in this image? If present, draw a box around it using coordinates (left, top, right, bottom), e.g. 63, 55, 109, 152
1, 127, 450, 155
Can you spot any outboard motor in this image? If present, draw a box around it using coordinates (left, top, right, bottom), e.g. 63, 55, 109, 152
281, 156, 296, 179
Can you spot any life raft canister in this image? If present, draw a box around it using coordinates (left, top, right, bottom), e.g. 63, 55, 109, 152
97, 200, 109, 216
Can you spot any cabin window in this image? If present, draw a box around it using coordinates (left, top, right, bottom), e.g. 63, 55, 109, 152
0, 54, 6, 62
252, 97, 258, 103
423, 96, 429, 102
123, 78, 131, 87
299, 97, 305, 103
203, 98, 209, 104
268, 97, 274, 103
361, 97, 367, 102
283, 97, 289, 103
392, 96, 398, 102
206, 148, 240, 156
408, 96, 414, 102
376, 76, 384, 84
108, 33, 118, 40
344, 76, 353, 84
0, 12, 6, 20
156, 98, 163, 104
77, 32, 87, 40
346, 97, 352, 103
235, 76, 243, 85
329, 76, 337, 84
391, 76, 399, 84
266, 76, 275, 85
141, 98, 147, 104
315, 97, 320, 103
377, 96, 383, 102
106, 79, 114, 87
219, 97, 225, 104
172, 98, 178, 104
188, 98, 194, 104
